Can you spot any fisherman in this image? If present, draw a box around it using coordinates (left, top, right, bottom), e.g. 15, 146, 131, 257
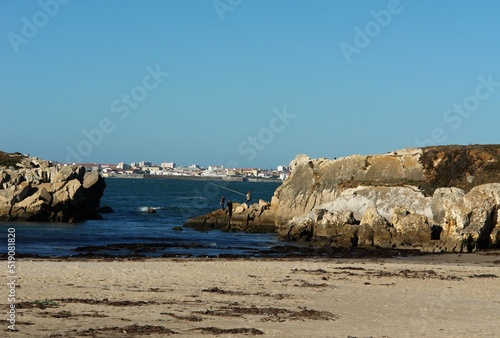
245, 191, 252, 206
226, 199, 233, 218
220, 195, 225, 210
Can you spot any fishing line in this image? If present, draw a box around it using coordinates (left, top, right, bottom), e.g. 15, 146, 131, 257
208, 182, 246, 196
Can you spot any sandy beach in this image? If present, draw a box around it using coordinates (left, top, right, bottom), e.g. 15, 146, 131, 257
3, 252, 500, 337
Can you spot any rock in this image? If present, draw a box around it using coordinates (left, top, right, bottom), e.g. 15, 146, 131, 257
38, 187, 52, 204
279, 216, 314, 242
66, 179, 83, 206
314, 210, 356, 237
490, 227, 500, 247
52, 189, 70, 207
0, 186, 16, 206
359, 205, 393, 247
234, 205, 245, 213
273, 149, 425, 220
97, 206, 114, 213
13, 181, 31, 203
429, 187, 470, 252
431, 187, 468, 231
184, 202, 276, 233
0, 156, 106, 222
314, 210, 359, 247
51, 166, 78, 183
82, 171, 106, 210
462, 184, 500, 250
392, 210, 431, 246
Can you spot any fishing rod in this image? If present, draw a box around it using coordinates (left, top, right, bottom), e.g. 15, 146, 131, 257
208, 182, 246, 196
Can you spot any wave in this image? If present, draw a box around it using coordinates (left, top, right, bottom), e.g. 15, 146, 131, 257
138, 206, 163, 212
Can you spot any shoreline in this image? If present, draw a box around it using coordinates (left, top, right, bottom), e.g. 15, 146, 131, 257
105, 174, 282, 182
4, 245, 500, 261
7, 248, 500, 263
4, 252, 500, 337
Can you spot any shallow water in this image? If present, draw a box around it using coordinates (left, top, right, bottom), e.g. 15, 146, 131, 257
0, 178, 285, 257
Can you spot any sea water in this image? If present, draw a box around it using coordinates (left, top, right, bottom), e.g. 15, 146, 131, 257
0, 178, 285, 257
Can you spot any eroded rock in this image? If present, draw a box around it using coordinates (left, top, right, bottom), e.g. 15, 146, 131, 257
0, 158, 106, 222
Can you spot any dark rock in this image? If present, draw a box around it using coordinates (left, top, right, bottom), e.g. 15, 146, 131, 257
97, 206, 114, 213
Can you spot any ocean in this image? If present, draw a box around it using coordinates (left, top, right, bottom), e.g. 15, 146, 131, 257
0, 178, 285, 257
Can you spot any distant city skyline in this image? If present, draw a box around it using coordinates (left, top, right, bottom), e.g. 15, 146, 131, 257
1, 1, 499, 168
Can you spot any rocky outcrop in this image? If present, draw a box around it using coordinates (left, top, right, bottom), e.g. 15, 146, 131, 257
184, 145, 500, 252
273, 145, 500, 252
0, 156, 106, 222
184, 200, 275, 233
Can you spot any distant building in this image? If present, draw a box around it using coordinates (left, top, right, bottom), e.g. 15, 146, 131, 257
188, 164, 200, 169
161, 162, 176, 169
225, 169, 237, 176
117, 162, 130, 170
148, 167, 163, 175
277, 165, 289, 172
139, 161, 151, 167
208, 165, 224, 172
241, 168, 258, 177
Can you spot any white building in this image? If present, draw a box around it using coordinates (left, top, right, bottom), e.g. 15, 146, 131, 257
208, 165, 224, 172
161, 162, 176, 169
117, 162, 130, 170
148, 167, 163, 175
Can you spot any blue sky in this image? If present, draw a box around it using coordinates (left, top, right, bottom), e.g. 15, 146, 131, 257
1, 0, 499, 168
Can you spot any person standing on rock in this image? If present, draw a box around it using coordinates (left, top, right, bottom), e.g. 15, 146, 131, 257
226, 199, 233, 218
220, 195, 225, 210
245, 191, 252, 206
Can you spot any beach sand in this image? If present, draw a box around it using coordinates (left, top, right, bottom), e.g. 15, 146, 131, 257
3, 252, 500, 337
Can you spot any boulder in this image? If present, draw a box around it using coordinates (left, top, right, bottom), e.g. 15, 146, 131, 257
359, 205, 393, 247
66, 179, 83, 206
0, 157, 106, 222
462, 184, 500, 250
279, 216, 314, 242
83, 171, 106, 210
392, 209, 431, 246
12, 181, 31, 203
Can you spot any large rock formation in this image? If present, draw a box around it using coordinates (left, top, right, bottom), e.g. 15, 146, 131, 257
185, 145, 500, 252
0, 154, 106, 222
273, 145, 500, 252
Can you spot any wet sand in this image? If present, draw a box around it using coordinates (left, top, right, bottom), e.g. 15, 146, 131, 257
3, 252, 500, 337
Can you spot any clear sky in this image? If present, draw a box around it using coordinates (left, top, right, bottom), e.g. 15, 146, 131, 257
1, 0, 499, 168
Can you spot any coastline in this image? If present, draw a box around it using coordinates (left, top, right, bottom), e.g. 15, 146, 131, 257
5, 252, 499, 337
105, 174, 282, 182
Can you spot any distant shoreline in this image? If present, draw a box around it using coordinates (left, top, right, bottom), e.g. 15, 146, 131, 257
105, 174, 282, 183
